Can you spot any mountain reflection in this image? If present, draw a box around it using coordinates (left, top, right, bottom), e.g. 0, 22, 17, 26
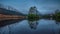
28, 20, 38, 29
0, 19, 24, 27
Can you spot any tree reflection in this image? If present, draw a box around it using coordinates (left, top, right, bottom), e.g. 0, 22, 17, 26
28, 20, 38, 29
55, 21, 60, 34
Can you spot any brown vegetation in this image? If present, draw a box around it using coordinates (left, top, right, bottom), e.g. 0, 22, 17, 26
0, 14, 26, 21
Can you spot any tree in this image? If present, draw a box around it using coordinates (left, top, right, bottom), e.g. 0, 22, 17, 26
28, 6, 40, 21
54, 9, 60, 22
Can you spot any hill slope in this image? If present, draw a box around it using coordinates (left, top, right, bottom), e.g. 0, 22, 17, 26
0, 8, 25, 16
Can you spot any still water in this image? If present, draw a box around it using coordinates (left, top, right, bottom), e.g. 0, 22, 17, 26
0, 19, 60, 34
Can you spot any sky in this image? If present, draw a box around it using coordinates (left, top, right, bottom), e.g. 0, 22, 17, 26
0, 0, 60, 14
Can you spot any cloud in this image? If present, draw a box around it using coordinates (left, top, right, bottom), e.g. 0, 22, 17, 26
0, 0, 60, 14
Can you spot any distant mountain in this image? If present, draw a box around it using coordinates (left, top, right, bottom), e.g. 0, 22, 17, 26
0, 8, 26, 16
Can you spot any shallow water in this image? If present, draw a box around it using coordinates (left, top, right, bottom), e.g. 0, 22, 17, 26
0, 19, 60, 34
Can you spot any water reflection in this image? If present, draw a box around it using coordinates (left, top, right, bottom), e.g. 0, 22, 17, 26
0, 19, 60, 34
0, 19, 24, 27
28, 20, 38, 29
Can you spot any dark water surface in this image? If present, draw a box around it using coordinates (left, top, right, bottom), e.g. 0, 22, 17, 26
0, 19, 60, 34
